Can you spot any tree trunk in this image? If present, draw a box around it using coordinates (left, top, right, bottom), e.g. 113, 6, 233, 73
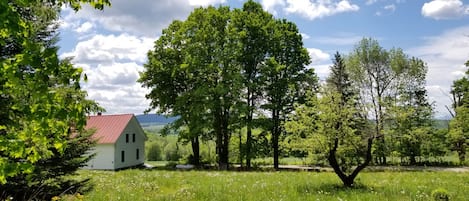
191, 136, 200, 167
273, 131, 279, 170
272, 109, 280, 170
239, 130, 243, 168
409, 155, 416, 165
458, 144, 466, 164
246, 115, 252, 169
216, 108, 230, 170
246, 88, 253, 169
328, 138, 373, 187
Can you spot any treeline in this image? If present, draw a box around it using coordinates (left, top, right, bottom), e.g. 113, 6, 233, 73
140, 1, 468, 184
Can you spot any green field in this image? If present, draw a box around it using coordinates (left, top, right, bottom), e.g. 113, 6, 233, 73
71, 169, 469, 201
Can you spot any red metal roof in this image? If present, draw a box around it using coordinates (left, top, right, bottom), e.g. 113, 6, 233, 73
85, 114, 134, 144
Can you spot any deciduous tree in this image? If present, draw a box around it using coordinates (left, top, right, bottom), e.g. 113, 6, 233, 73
347, 38, 408, 165
0, 0, 108, 198
260, 19, 316, 168
449, 60, 469, 164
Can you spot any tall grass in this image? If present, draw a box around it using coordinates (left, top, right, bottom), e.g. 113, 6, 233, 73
72, 169, 469, 201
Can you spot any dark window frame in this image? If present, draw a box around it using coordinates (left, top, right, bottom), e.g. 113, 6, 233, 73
121, 150, 125, 162
126, 134, 129, 143
132, 133, 136, 142
136, 148, 139, 160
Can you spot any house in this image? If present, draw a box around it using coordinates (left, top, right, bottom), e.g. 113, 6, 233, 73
84, 113, 147, 170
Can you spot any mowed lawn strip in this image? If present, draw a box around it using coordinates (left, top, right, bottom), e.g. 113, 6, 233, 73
76, 169, 469, 201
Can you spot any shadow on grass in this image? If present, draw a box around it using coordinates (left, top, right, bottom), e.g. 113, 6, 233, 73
296, 182, 377, 196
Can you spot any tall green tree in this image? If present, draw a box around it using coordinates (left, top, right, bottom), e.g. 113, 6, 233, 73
260, 19, 316, 169
286, 52, 372, 187
388, 57, 434, 165
141, 1, 313, 170
141, 6, 242, 169
231, 0, 272, 169
448, 60, 469, 164
140, 19, 206, 166
0, 0, 108, 198
347, 38, 408, 165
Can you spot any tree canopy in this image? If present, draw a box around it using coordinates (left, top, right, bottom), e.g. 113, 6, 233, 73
0, 0, 108, 192
140, 0, 316, 169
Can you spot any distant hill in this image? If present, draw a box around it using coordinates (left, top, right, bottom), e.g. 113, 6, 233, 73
135, 114, 178, 127
434, 119, 450, 129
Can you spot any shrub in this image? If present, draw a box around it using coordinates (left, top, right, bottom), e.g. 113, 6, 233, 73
147, 142, 162, 161
163, 143, 181, 161
431, 188, 449, 201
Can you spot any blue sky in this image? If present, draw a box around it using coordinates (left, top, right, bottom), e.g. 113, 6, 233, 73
58, 0, 469, 118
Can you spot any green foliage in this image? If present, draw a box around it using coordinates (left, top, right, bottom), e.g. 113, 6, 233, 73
147, 142, 163, 161
448, 60, 469, 164
0, 0, 106, 199
0, 130, 96, 200
140, 1, 313, 169
387, 57, 436, 165
431, 188, 450, 201
286, 51, 371, 187
448, 106, 469, 164
347, 38, 433, 165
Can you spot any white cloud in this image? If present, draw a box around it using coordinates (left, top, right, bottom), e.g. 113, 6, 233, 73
312, 64, 332, 81
308, 48, 331, 64
284, 0, 359, 20
306, 48, 331, 80
260, 0, 359, 20
408, 26, 469, 118
75, 21, 94, 33
301, 32, 311, 40
60, 0, 197, 37
384, 4, 396, 12
61, 34, 156, 114
62, 34, 155, 64
422, 0, 469, 20
189, 0, 226, 6
261, 0, 286, 14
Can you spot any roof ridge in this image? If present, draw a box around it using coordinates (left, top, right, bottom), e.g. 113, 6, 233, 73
88, 113, 134, 117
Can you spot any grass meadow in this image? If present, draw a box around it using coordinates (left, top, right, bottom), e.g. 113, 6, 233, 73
70, 169, 469, 201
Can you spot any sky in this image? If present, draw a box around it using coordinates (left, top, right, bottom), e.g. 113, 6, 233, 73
57, 0, 469, 119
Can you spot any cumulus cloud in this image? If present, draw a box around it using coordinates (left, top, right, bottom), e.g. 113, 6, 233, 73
60, 0, 197, 37
62, 34, 155, 64
61, 34, 156, 114
75, 21, 94, 33
261, 0, 286, 14
421, 0, 469, 20
408, 26, 469, 118
308, 48, 331, 64
260, 0, 359, 20
284, 0, 360, 20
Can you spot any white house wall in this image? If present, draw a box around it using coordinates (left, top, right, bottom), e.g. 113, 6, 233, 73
114, 117, 146, 170
84, 144, 115, 170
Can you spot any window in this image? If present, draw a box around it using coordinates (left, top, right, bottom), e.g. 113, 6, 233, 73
136, 149, 139, 160
132, 133, 136, 142
121, 151, 125, 162
126, 134, 129, 143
